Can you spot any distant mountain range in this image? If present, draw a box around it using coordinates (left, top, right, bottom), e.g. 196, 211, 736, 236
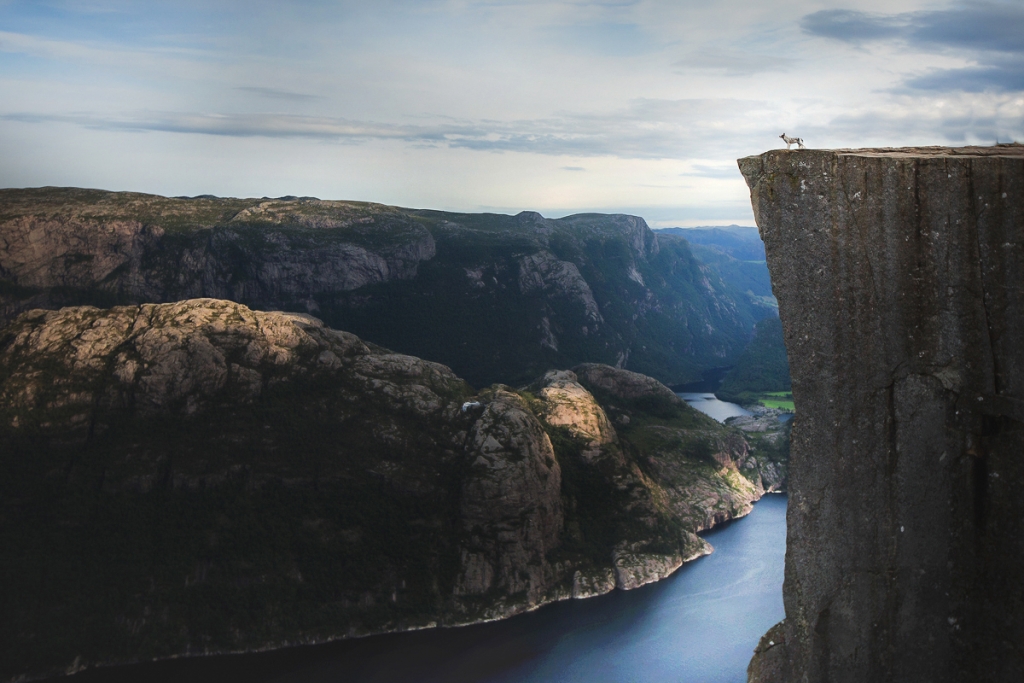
655, 226, 773, 300
654, 227, 790, 397
0, 189, 778, 388
656, 226, 765, 261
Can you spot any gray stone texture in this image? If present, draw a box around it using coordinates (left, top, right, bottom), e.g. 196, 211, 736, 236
739, 144, 1024, 682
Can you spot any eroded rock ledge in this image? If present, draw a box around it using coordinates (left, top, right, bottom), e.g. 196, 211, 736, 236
739, 144, 1024, 682
0, 299, 785, 682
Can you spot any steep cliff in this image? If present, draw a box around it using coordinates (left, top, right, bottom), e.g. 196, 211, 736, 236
0, 188, 774, 388
0, 299, 783, 682
739, 144, 1024, 682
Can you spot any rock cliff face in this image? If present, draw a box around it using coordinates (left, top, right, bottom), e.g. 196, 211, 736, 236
739, 144, 1024, 682
0, 299, 784, 682
0, 190, 435, 315
0, 188, 775, 388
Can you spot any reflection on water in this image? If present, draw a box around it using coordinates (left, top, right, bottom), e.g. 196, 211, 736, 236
676, 392, 752, 423
62, 500, 788, 683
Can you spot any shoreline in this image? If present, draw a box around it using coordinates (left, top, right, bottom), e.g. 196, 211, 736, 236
35, 492, 782, 683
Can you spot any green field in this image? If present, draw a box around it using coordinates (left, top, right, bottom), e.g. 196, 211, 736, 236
758, 392, 794, 411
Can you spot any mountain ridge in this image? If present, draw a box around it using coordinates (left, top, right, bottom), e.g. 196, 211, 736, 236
0, 187, 775, 388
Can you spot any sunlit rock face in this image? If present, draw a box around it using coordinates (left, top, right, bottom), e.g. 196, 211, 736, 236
0, 298, 787, 682
740, 145, 1024, 683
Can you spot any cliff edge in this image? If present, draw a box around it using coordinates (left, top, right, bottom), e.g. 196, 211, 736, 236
739, 144, 1024, 682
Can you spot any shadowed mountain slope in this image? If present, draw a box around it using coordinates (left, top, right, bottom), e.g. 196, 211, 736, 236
0, 189, 775, 388
0, 299, 786, 682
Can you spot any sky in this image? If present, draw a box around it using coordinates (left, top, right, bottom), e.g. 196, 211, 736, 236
1, 1, 1022, 226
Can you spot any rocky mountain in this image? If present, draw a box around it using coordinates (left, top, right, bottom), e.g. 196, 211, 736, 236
655, 226, 775, 306
658, 226, 765, 262
740, 145, 1024, 683
0, 299, 786, 682
0, 188, 776, 388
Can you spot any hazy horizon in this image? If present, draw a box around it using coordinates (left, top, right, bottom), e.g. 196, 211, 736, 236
2, 0, 1022, 227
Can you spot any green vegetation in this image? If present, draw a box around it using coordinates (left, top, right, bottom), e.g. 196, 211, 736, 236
757, 391, 795, 411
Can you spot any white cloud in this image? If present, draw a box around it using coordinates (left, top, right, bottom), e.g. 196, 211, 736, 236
0, 0, 1020, 221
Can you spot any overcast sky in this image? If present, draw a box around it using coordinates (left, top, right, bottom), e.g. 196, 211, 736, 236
1, 1, 1022, 226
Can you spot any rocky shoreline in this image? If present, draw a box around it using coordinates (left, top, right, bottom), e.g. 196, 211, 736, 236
1, 299, 785, 682
53, 495, 762, 683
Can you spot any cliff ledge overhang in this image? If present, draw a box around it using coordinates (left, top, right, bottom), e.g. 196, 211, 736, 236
739, 144, 1024, 683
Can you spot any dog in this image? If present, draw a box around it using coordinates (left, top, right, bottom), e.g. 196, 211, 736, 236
779, 133, 804, 150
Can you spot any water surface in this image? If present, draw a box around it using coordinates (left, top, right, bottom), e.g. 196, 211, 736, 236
66, 497, 787, 683
677, 392, 752, 423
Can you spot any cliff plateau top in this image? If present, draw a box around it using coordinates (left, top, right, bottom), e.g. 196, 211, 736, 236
741, 141, 1024, 160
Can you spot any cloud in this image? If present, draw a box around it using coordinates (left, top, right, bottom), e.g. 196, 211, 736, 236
0, 111, 455, 141
234, 86, 323, 101
802, 3, 1024, 52
673, 48, 796, 77
0, 28, 206, 65
801, 3, 1024, 92
800, 9, 905, 44
906, 2, 1024, 54
684, 164, 743, 179
1, 97, 776, 160
905, 56, 1024, 92
561, 166, 585, 171
807, 91, 1024, 146
543, 21, 657, 57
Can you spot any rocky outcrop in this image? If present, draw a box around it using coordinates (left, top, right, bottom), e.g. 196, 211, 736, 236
1, 299, 460, 431
517, 251, 603, 322
455, 389, 563, 610
0, 188, 773, 388
739, 144, 1024, 682
0, 195, 435, 314
533, 369, 617, 459
573, 362, 682, 403
0, 299, 784, 682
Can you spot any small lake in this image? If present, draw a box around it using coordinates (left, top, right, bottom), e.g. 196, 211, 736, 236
677, 393, 752, 423
64, 497, 788, 683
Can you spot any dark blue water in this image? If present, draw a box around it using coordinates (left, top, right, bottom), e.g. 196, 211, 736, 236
66, 497, 786, 683
677, 392, 752, 423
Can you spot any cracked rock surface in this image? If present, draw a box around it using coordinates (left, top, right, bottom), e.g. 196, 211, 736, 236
739, 144, 1024, 683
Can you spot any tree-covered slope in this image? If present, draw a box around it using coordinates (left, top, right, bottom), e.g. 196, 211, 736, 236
716, 316, 791, 403
0, 189, 775, 388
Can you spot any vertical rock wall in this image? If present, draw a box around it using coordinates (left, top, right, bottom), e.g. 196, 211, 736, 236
739, 145, 1024, 682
